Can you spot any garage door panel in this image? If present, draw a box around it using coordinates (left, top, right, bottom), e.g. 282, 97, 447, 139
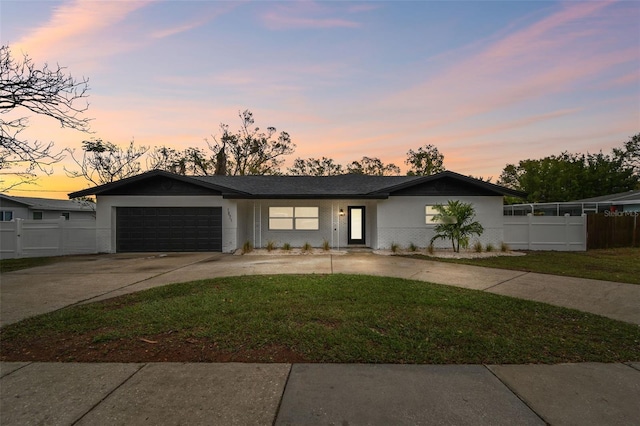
116, 207, 222, 252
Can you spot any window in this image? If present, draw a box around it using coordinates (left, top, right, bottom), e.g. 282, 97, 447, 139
269, 207, 319, 230
0, 210, 13, 221
32, 211, 43, 220
61, 212, 70, 220
425, 205, 456, 225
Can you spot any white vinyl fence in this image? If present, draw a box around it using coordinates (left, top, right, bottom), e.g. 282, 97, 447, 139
504, 215, 586, 251
0, 218, 97, 259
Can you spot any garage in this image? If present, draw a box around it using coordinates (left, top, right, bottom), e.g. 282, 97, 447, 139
116, 207, 222, 252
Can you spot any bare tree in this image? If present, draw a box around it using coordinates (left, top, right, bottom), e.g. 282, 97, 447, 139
0, 45, 91, 190
65, 138, 148, 186
207, 110, 295, 175
347, 156, 400, 176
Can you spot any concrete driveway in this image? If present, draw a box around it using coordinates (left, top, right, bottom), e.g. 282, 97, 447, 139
1, 251, 639, 326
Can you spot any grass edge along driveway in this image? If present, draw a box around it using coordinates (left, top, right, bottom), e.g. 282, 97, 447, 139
1, 274, 639, 364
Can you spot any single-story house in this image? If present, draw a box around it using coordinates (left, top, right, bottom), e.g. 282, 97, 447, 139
0, 194, 95, 221
68, 170, 525, 253
504, 189, 640, 216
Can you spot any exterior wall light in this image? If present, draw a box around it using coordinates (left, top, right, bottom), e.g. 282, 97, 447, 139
339, 209, 345, 216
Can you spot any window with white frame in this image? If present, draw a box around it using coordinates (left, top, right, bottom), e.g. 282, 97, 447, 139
0, 210, 13, 221
426, 205, 456, 225
269, 207, 319, 230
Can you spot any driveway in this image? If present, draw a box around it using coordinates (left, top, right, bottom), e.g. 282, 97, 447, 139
1, 252, 639, 327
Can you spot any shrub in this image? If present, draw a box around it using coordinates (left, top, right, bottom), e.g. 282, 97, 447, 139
242, 240, 253, 254
409, 242, 417, 252
391, 242, 399, 253
501, 242, 510, 252
473, 241, 483, 253
282, 242, 291, 251
429, 200, 484, 252
322, 239, 330, 251
266, 240, 277, 252
302, 242, 312, 252
485, 243, 494, 252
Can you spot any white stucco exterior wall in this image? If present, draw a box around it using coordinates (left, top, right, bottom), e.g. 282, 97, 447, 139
376, 196, 504, 250
95, 195, 238, 253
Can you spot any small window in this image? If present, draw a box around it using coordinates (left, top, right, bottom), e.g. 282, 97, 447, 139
32, 211, 43, 220
0, 210, 13, 221
61, 212, 70, 220
269, 206, 319, 230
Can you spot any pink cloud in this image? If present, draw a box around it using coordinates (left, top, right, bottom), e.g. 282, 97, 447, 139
13, 0, 153, 62
261, 2, 362, 30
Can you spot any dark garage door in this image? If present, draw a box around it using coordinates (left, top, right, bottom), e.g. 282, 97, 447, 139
116, 207, 222, 252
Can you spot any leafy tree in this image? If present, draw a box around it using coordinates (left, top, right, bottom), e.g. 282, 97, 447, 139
347, 156, 400, 176
0, 45, 90, 190
613, 133, 640, 179
288, 157, 344, 176
499, 148, 638, 203
147, 146, 211, 175
65, 138, 148, 185
429, 200, 484, 252
405, 144, 445, 176
207, 110, 295, 175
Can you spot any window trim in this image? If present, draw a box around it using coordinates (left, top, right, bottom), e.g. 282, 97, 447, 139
0, 210, 13, 221
32, 211, 43, 220
61, 212, 70, 220
268, 206, 319, 230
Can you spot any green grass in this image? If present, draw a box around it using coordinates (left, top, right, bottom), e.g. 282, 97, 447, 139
2, 274, 638, 364
0, 256, 59, 273
415, 248, 640, 285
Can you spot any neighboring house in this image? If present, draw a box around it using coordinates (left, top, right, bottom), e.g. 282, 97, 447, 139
69, 170, 524, 253
504, 189, 640, 216
0, 194, 96, 221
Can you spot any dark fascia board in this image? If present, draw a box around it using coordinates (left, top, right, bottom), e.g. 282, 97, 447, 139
369, 171, 527, 199
68, 170, 252, 199
0, 193, 32, 207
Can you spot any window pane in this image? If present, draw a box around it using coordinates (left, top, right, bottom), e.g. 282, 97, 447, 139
269, 207, 293, 218
269, 218, 293, 230
350, 209, 362, 239
295, 207, 318, 218
62, 212, 70, 220
296, 218, 319, 230
33, 212, 43, 220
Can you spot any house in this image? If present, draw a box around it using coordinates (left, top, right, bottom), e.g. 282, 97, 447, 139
68, 170, 524, 253
504, 189, 640, 216
0, 194, 95, 222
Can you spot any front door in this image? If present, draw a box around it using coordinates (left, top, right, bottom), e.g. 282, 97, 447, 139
348, 206, 365, 245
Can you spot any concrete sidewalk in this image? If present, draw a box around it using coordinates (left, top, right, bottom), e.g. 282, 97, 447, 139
2, 361, 639, 425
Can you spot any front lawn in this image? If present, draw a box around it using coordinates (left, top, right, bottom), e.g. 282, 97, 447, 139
1, 274, 638, 364
415, 248, 640, 285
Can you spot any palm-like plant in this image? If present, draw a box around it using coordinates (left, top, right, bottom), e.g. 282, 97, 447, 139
429, 200, 484, 252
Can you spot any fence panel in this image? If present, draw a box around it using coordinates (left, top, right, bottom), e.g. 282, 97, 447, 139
587, 213, 640, 249
504, 215, 586, 251
0, 218, 97, 259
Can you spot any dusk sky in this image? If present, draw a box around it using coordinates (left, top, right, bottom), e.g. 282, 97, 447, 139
1, 0, 639, 199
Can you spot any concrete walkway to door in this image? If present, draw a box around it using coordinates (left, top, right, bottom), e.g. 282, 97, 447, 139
1, 251, 639, 326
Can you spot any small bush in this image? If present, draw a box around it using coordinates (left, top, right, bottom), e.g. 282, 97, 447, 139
427, 244, 434, 254
501, 242, 510, 252
242, 240, 253, 254
266, 240, 277, 252
485, 243, 494, 252
282, 242, 291, 251
322, 239, 330, 251
409, 242, 417, 252
473, 241, 483, 253
302, 242, 312, 252
391, 242, 399, 253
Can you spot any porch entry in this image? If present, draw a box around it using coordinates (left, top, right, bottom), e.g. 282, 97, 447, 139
348, 206, 366, 245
